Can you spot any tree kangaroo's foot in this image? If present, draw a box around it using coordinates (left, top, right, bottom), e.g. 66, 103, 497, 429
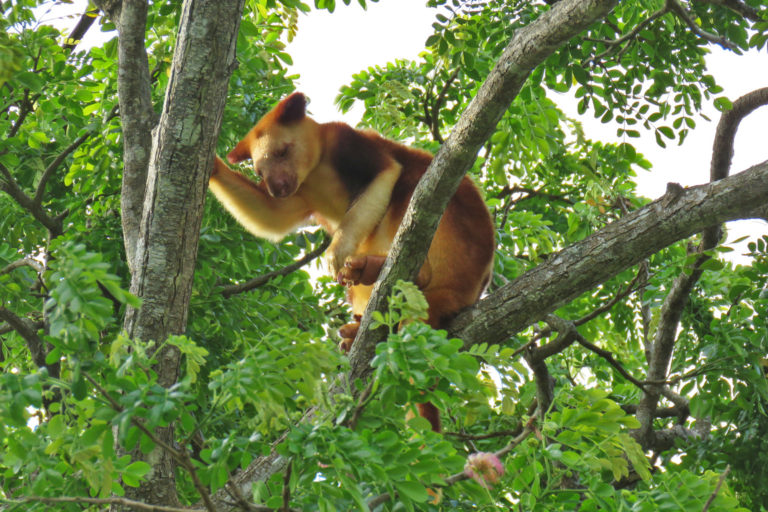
338, 320, 360, 354
336, 254, 386, 287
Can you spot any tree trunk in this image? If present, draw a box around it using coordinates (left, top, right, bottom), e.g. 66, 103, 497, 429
114, 0, 245, 508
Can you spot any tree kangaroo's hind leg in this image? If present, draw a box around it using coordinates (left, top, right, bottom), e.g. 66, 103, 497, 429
337, 255, 433, 354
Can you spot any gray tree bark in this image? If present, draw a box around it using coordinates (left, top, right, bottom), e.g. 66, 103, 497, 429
99, 0, 245, 509
447, 159, 768, 349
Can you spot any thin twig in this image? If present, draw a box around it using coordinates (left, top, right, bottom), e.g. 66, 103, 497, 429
695, 0, 765, 22
282, 459, 293, 512
0, 130, 98, 238
532, 266, 648, 342
574, 271, 646, 327
666, 0, 738, 50
6, 91, 41, 139
495, 184, 574, 205
345, 378, 376, 430
429, 68, 460, 144
701, 465, 731, 512
1, 495, 205, 512
585, 6, 669, 64
34, 133, 90, 205
444, 427, 523, 441
221, 235, 330, 298
574, 332, 648, 392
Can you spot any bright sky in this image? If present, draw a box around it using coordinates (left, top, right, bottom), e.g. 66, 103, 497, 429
47, 0, 768, 260
287, 2, 768, 261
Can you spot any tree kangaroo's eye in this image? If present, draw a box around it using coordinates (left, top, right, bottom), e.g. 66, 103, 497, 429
272, 146, 289, 159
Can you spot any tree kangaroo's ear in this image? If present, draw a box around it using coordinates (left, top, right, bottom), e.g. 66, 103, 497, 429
274, 92, 307, 124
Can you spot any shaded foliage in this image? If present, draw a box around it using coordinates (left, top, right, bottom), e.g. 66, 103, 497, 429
1, 0, 768, 511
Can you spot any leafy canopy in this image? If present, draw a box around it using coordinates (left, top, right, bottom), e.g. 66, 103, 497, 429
1, 0, 768, 510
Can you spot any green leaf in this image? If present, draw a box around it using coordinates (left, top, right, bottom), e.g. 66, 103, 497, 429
72, 375, 88, 400
394, 480, 429, 503
714, 96, 733, 112
125, 461, 151, 478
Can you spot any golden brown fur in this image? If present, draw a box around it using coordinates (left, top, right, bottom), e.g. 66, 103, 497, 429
209, 92, 495, 431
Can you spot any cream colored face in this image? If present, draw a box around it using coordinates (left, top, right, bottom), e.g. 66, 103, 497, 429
229, 119, 321, 198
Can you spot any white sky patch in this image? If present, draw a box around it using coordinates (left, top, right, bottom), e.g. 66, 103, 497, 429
287, 0, 437, 123
43, 1, 768, 264
287, 4, 768, 263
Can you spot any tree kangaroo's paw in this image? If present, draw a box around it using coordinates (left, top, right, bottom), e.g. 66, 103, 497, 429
336, 254, 386, 287
338, 321, 360, 354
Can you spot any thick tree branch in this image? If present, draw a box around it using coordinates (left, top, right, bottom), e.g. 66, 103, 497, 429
0, 320, 45, 336
525, 351, 555, 420
91, 0, 122, 26
98, 0, 157, 274
710, 88, 768, 185
647, 424, 701, 452
660, 386, 690, 420
447, 160, 768, 350
636, 88, 768, 447
533, 314, 579, 360
0, 162, 63, 237
0, 307, 47, 369
62, 8, 100, 51
638, 261, 653, 362
107, 0, 245, 509
348, 0, 620, 385
636, 258, 705, 446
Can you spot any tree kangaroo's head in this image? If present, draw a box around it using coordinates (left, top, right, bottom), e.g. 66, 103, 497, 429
227, 92, 321, 198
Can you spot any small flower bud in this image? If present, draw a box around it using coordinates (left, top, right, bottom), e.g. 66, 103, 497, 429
464, 452, 504, 489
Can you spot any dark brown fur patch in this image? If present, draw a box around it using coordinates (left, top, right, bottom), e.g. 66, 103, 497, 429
275, 92, 307, 125
326, 123, 389, 200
